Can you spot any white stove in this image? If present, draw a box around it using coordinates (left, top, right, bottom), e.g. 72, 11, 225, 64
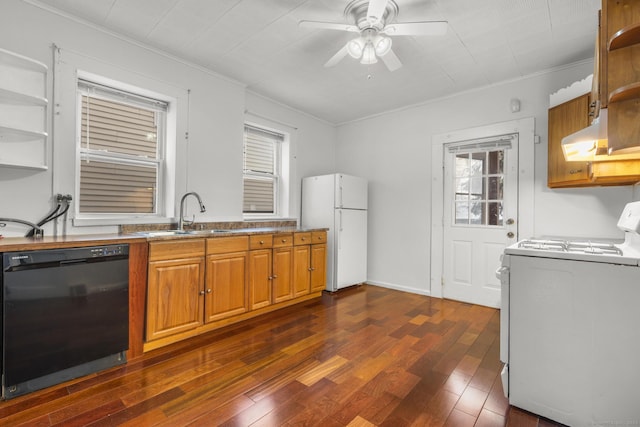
497, 201, 640, 426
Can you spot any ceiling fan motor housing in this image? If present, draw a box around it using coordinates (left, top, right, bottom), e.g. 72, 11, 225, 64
344, 0, 399, 31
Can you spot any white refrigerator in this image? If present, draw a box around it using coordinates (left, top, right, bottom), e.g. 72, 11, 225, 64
301, 173, 367, 292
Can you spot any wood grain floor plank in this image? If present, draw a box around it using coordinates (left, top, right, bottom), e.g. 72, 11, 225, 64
0, 285, 564, 427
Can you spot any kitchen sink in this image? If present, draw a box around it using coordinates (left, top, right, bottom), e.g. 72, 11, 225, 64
184, 229, 231, 235
136, 230, 189, 237
136, 229, 230, 237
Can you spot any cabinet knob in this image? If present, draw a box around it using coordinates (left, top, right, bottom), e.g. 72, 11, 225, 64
199, 290, 205, 295
282, 239, 287, 243
259, 240, 264, 244
308, 267, 313, 271
301, 237, 306, 241
272, 274, 278, 279
207, 288, 212, 293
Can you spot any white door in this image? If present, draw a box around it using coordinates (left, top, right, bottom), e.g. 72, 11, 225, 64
442, 135, 519, 308
335, 208, 367, 290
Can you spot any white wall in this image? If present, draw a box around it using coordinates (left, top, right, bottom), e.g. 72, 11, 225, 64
336, 62, 635, 295
0, 0, 335, 237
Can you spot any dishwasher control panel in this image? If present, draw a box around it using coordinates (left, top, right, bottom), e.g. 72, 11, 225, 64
90, 245, 127, 257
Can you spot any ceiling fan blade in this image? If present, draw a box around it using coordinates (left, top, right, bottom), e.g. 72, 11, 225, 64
299, 20, 358, 32
380, 48, 402, 71
382, 21, 448, 36
324, 43, 350, 68
367, 0, 388, 23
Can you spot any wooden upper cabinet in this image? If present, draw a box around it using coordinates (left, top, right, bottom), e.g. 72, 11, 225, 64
548, 94, 592, 188
605, 0, 640, 154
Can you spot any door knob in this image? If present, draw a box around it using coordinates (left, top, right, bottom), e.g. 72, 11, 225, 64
507, 231, 515, 238
506, 218, 515, 225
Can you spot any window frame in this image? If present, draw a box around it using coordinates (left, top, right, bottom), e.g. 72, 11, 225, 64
74, 72, 174, 223
242, 122, 288, 219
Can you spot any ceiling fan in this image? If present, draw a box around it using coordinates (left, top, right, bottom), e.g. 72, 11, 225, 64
299, 0, 447, 71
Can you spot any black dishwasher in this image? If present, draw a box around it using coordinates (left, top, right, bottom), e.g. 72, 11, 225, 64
1, 244, 129, 399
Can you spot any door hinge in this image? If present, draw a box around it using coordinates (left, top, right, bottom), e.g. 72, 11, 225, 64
441, 276, 445, 287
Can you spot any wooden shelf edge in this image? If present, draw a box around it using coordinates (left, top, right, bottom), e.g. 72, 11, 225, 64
608, 22, 640, 51
608, 82, 640, 104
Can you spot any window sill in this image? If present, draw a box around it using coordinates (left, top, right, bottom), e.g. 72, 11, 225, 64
73, 216, 175, 227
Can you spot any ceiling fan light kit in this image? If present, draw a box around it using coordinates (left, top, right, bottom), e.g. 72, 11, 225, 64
299, 0, 447, 71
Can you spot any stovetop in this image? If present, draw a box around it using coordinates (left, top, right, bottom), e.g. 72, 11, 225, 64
506, 238, 640, 266
517, 239, 623, 256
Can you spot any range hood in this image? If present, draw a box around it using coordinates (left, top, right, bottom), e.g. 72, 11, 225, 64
562, 109, 640, 162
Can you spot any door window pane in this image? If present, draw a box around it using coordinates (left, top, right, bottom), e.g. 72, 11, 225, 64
453, 149, 505, 226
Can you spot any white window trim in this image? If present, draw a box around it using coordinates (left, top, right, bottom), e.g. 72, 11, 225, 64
73, 70, 177, 226
242, 120, 290, 220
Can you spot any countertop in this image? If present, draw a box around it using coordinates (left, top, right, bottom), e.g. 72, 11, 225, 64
0, 227, 328, 252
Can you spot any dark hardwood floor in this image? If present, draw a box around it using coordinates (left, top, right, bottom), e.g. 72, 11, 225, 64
0, 285, 563, 426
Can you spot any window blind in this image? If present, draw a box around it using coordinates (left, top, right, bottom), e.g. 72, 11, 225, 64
78, 80, 167, 214
447, 134, 515, 154
243, 125, 283, 214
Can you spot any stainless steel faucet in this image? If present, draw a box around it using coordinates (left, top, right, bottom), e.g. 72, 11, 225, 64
178, 192, 206, 230
0, 217, 44, 238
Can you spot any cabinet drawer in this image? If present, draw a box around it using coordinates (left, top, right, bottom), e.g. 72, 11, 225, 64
311, 231, 327, 244
249, 234, 273, 249
149, 239, 205, 261
207, 235, 249, 254
294, 232, 312, 245
273, 233, 293, 248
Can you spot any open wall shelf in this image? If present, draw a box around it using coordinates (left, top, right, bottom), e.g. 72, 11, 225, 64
0, 48, 48, 170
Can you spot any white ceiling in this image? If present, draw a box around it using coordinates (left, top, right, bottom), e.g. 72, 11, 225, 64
33, 0, 601, 124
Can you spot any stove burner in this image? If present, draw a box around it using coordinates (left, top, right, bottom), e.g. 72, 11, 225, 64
518, 239, 623, 256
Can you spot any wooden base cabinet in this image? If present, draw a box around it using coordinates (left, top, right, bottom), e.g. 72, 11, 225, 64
293, 243, 312, 297
146, 240, 206, 342
249, 248, 272, 310
293, 231, 328, 295
144, 232, 325, 352
205, 251, 248, 322
310, 239, 327, 292
248, 233, 294, 308
272, 246, 294, 303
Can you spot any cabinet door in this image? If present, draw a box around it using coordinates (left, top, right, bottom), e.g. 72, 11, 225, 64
249, 249, 272, 309
146, 257, 204, 341
205, 251, 248, 323
547, 94, 591, 187
293, 244, 311, 297
310, 244, 327, 292
273, 246, 293, 303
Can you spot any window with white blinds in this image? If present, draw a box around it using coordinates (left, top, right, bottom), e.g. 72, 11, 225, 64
243, 124, 283, 214
77, 79, 167, 215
